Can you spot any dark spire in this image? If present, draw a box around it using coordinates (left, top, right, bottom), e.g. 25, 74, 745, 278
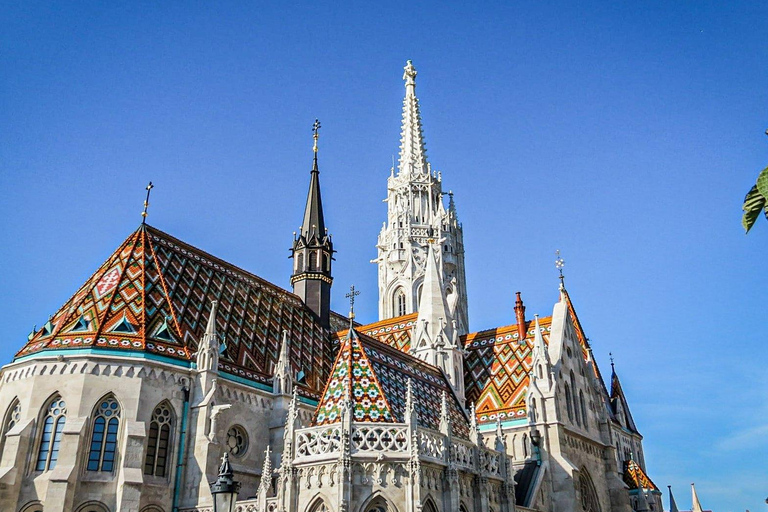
301, 119, 326, 240
514, 291, 527, 341
290, 119, 334, 329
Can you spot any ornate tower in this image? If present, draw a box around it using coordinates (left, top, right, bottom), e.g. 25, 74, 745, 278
291, 120, 334, 329
375, 60, 469, 334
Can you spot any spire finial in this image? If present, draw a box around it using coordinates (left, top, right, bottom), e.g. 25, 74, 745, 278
609, 351, 615, 372
346, 285, 360, 322
141, 181, 154, 224
403, 60, 417, 90
555, 249, 565, 288
312, 119, 321, 154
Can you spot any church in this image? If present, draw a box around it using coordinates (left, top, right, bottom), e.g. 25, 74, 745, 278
0, 61, 662, 512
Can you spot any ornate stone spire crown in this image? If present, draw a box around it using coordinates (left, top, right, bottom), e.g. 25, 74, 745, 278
398, 60, 428, 176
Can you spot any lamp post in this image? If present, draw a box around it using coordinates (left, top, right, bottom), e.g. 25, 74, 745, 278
530, 428, 542, 467
210, 452, 241, 512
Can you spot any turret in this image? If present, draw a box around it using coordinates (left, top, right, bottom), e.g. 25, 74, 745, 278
290, 119, 334, 329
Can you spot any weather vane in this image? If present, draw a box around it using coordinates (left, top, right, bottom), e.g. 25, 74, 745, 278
142, 181, 154, 224
555, 249, 565, 285
345, 285, 360, 320
312, 119, 321, 153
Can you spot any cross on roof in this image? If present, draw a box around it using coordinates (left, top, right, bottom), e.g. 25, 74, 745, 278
142, 181, 154, 224
345, 285, 360, 320
312, 119, 321, 153
555, 249, 565, 285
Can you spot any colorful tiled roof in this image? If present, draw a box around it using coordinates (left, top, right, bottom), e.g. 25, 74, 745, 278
17, 224, 339, 396
313, 329, 394, 425
464, 318, 553, 424
357, 313, 418, 352
323, 329, 470, 438
623, 459, 658, 491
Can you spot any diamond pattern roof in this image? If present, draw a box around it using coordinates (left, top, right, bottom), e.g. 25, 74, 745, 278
17, 224, 338, 397
323, 329, 470, 438
623, 459, 658, 491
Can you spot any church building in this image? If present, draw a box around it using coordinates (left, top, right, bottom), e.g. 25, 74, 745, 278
0, 61, 661, 512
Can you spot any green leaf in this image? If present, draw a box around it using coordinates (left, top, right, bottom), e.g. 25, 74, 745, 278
758, 165, 768, 198
743, 184, 766, 233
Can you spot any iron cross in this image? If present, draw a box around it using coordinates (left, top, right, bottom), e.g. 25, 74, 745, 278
312, 119, 321, 152
346, 285, 360, 317
142, 181, 154, 224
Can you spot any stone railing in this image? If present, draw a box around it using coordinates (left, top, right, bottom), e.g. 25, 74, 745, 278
417, 428, 446, 462
295, 425, 342, 460
479, 447, 501, 477
351, 423, 409, 454
450, 438, 475, 470
234, 499, 258, 512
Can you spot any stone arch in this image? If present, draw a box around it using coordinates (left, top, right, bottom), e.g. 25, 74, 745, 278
421, 496, 439, 512
578, 467, 602, 512
359, 491, 400, 512
139, 507, 165, 512
459, 503, 470, 512
305, 495, 331, 512
74, 501, 110, 512
19, 501, 43, 512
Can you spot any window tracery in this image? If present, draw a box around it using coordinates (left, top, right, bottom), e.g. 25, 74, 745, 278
35, 396, 66, 472
87, 396, 120, 472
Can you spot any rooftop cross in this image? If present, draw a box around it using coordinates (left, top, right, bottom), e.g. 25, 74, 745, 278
141, 181, 154, 224
345, 285, 360, 321
555, 249, 565, 286
312, 119, 321, 154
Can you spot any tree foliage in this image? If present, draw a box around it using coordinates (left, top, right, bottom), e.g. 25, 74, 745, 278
742, 165, 768, 233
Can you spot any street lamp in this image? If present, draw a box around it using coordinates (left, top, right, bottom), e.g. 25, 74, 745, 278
210, 452, 241, 512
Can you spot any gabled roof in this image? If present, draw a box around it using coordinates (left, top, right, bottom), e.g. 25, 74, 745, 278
623, 459, 659, 491
17, 224, 338, 397
357, 313, 417, 352
313, 329, 394, 425
326, 328, 470, 439
611, 367, 639, 433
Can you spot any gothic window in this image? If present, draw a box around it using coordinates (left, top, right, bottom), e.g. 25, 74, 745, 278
394, 288, 406, 317
35, 395, 67, 472
1, 398, 20, 445
571, 372, 580, 426
522, 433, 529, 458
296, 253, 303, 271
537, 364, 543, 379
144, 402, 174, 477
322, 253, 329, 271
579, 391, 588, 430
421, 499, 438, 512
579, 469, 602, 512
87, 395, 120, 472
530, 397, 537, 422
308, 499, 330, 512
309, 252, 317, 271
565, 384, 574, 422
226, 425, 248, 457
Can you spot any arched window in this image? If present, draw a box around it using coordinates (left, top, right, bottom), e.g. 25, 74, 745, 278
530, 397, 537, 423
75, 502, 110, 512
322, 253, 329, 271
522, 433, 529, 458
87, 395, 121, 472
570, 372, 580, 426
393, 288, 406, 317
296, 253, 304, 272
309, 252, 317, 271
19, 502, 43, 512
421, 499, 438, 512
1, 398, 20, 457
144, 402, 174, 477
564, 384, 574, 422
579, 391, 588, 430
579, 469, 602, 512
36, 395, 67, 471
307, 499, 330, 512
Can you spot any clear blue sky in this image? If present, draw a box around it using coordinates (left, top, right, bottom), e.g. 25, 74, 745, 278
1, 2, 766, 510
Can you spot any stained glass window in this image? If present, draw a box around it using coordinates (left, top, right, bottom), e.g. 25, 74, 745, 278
36, 396, 66, 471
144, 402, 173, 477
87, 396, 121, 471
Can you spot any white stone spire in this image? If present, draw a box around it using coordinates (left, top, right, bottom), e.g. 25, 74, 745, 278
196, 301, 219, 372
399, 60, 428, 177
375, 61, 469, 335
272, 330, 292, 396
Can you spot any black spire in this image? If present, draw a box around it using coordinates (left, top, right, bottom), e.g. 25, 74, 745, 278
301, 120, 326, 239
290, 119, 334, 329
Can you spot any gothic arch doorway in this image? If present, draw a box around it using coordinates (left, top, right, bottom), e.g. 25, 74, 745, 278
362, 495, 398, 512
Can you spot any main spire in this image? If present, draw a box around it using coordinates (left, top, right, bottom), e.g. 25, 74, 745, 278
398, 60, 428, 176
301, 119, 326, 239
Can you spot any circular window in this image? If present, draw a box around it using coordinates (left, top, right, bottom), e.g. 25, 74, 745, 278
226, 425, 248, 457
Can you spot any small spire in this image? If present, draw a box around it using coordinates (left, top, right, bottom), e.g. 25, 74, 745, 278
609, 352, 615, 373
258, 445, 273, 497
439, 390, 451, 434
514, 292, 526, 341
141, 181, 154, 224
691, 483, 704, 512
555, 249, 565, 289
668, 485, 680, 512
398, 60, 428, 176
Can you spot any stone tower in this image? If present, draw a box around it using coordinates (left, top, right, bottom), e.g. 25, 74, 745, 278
375, 60, 469, 334
290, 120, 334, 329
